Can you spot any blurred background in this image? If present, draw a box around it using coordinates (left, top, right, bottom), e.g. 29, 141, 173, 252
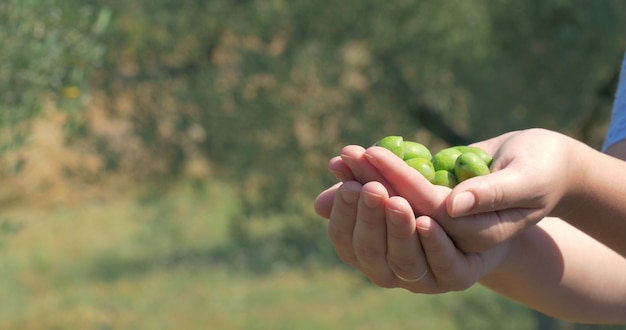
1, 0, 625, 329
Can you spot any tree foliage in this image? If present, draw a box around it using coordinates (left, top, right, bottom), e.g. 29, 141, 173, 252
0, 0, 108, 148
4, 0, 626, 254
88, 0, 626, 214
4, 2, 626, 327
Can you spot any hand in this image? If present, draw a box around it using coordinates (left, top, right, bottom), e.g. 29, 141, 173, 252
316, 128, 583, 253
316, 180, 508, 293
447, 128, 579, 220
316, 143, 512, 253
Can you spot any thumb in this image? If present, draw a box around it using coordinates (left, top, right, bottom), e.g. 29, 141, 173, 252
446, 168, 529, 218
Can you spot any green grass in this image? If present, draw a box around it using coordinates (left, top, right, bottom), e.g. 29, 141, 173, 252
0, 180, 539, 329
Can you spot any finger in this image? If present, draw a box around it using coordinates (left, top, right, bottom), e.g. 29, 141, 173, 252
447, 207, 548, 253
328, 181, 363, 267
328, 156, 354, 182
385, 196, 428, 284
415, 216, 478, 292
338, 145, 369, 182
313, 182, 342, 219
363, 146, 449, 217
446, 166, 546, 218
353, 181, 395, 286
340, 146, 398, 195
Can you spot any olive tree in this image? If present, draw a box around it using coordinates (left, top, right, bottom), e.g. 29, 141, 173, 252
0, 0, 108, 149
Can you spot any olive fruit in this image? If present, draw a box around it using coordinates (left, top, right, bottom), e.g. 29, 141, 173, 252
405, 157, 435, 182
432, 147, 462, 172
374, 136, 404, 159
454, 152, 490, 182
402, 141, 432, 161
373, 135, 492, 188
453, 146, 493, 167
432, 170, 458, 188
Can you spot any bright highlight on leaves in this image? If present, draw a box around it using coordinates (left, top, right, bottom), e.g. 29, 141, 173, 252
374, 136, 492, 188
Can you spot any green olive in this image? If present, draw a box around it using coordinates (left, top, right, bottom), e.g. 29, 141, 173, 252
402, 141, 432, 161
373, 137, 492, 186
405, 157, 435, 182
453, 145, 493, 167
454, 152, 490, 182
432, 170, 458, 188
432, 147, 462, 172
375, 136, 404, 159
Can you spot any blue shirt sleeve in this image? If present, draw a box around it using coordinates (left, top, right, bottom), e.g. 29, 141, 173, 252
602, 52, 626, 152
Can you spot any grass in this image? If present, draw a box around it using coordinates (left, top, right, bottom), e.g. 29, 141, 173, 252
0, 179, 540, 329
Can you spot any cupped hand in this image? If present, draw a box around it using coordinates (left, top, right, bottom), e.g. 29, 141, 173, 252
448, 128, 579, 220
320, 180, 507, 293
316, 129, 581, 253
316, 143, 518, 252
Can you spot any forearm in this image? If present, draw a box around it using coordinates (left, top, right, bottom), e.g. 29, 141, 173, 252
571, 50, 626, 255
556, 139, 626, 257
479, 217, 626, 324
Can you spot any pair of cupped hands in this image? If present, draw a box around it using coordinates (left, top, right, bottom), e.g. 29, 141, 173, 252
314, 129, 579, 293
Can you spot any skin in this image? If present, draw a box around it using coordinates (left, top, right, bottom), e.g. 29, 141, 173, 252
318, 140, 535, 254
324, 179, 507, 293
314, 129, 626, 323
481, 217, 626, 323
318, 129, 626, 255
450, 129, 626, 256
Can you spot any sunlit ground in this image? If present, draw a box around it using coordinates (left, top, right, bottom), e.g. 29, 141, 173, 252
0, 179, 534, 330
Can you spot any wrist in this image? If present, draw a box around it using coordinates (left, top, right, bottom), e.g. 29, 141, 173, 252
479, 230, 522, 279
479, 220, 557, 287
550, 136, 594, 220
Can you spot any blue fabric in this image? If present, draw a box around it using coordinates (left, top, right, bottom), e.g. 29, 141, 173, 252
602, 52, 626, 152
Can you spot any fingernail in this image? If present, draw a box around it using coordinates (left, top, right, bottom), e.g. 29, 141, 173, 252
362, 191, 382, 208
330, 169, 348, 181
417, 227, 431, 239
415, 216, 431, 237
451, 191, 476, 217
387, 208, 404, 226
364, 152, 378, 167
340, 152, 356, 163
341, 189, 359, 204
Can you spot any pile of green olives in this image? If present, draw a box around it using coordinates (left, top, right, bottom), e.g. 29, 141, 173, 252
374, 136, 492, 188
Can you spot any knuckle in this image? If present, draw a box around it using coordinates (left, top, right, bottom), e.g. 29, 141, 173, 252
491, 184, 505, 208
428, 264, 475, 291
353, 243, 384, 263
387, 257, 419, 277
453, 237, 478, 254
431, 261, 455, 277
387, 226, 412, 240
358, 214, 382, 231
327, 224, 352, 246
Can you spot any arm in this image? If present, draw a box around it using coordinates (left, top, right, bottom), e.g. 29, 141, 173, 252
478, 140, 626, 324
557, 139, 626, 256
317, 130, 626, 255
448, 129, 626, 257
315, 182, 626, 323
480, 217, 626, 324
314, 134, 626, 323
314, 51, 626, 322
